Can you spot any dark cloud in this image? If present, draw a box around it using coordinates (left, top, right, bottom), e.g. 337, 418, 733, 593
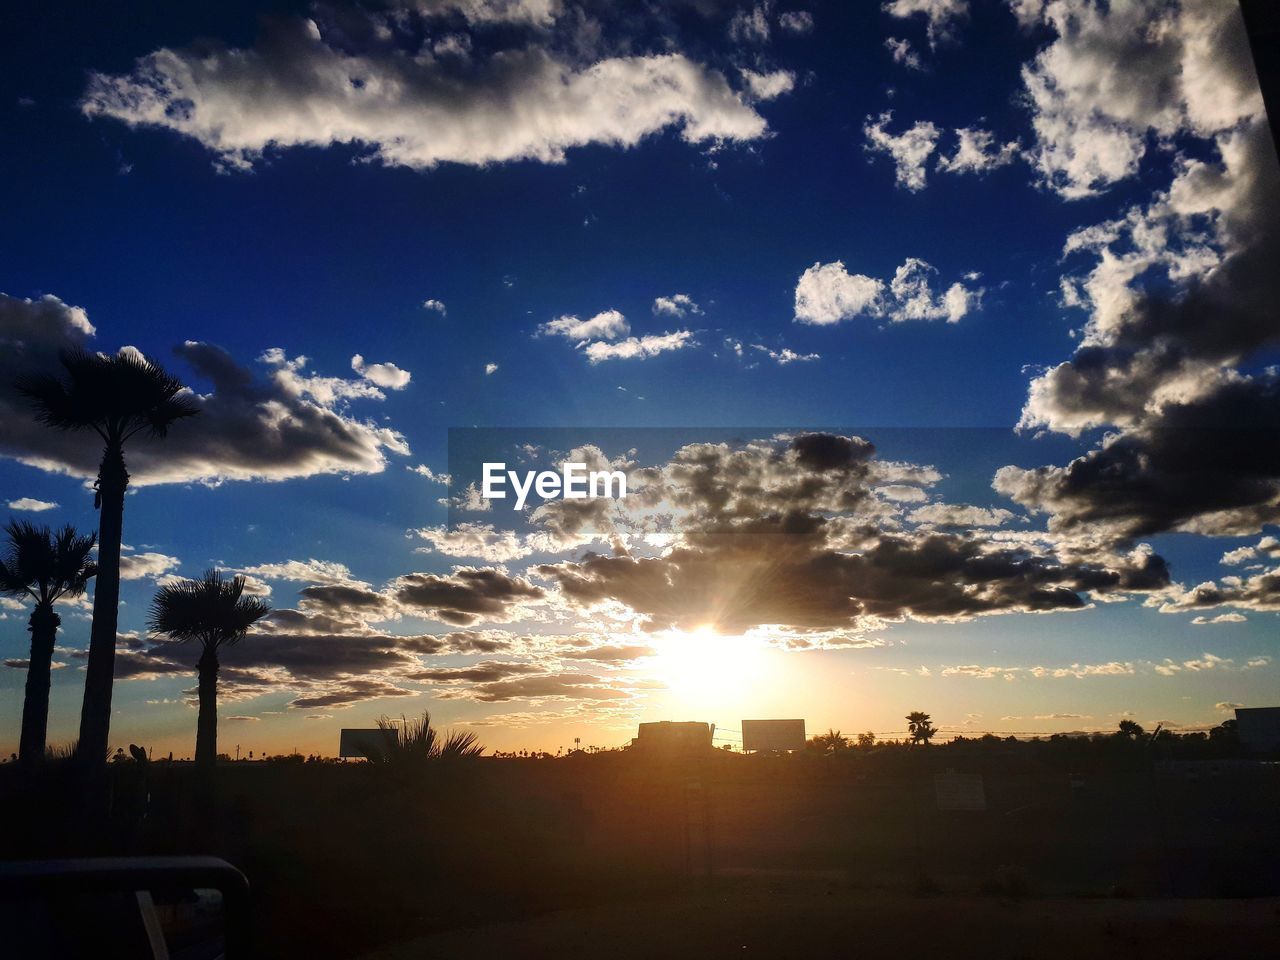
1000, 376, 1280, 539
290, 680, 418, 710
0, 295, 409, 486
409, 661, 545, 683
1009, 76, 1280, 542
559, 643, 656, 662
389, 567, 545, 625
434, 672, 635, 703
538, 521, 1168, 633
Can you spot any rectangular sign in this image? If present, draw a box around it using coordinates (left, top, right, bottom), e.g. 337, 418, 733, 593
741, 719, 806, 753
339, 728, 394, 759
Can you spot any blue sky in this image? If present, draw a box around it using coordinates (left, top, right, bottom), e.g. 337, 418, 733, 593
1, 0, 1277, 757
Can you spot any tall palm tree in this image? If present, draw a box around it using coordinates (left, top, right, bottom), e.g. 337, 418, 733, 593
19, 348, 198, 765
147, 569, 268, 771
0, 520, 97, 764
906, 710, 936, 746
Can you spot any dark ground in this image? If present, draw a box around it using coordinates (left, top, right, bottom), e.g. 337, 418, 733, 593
2, 742, 1278, 958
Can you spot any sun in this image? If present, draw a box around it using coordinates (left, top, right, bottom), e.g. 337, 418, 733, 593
645, 624, 767, 707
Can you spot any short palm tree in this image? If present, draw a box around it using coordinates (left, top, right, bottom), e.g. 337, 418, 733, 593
0, 520, 97, 764
147, 570, 268, 771
906, 711, 936, 746
362, 711, 484, 766
19, 348, 198, 766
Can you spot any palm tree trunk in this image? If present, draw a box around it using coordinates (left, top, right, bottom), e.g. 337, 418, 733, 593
19, 603, 60, 765
78, 441, 128, 766
195, 648, 219, 770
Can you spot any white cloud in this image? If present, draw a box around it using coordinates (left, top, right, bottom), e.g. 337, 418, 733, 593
882, 0, 969, 48
351, 354, 412, 390
864, 111, 940, 191
119, 552, 181, 581
936, 127, 1020, 174
422, 299, 447, 316
889, 258, 977, 323
728, 4, 771, 44
1017, 0, 1263, 199
415, 0, 562, 28
651, 294, 701, 318
1221, 537, 1279, 565
7, 498, 57, 512
485, 362, 499, 375
751, 344, 818, 365
885, 37, 922, 70
412, 523, 538, 563
778, 11, 814, 34
1191, 613, 1247, 625
539, 309, 629, 341
794, 261, 885, 325
238, 558, 359, 586
409, 464, 451, 485
908, 503, 1014, 527
741, 69, 795, 101
794, 258, 980, 325
582, 331, 693, 363
81, 18, 784, 173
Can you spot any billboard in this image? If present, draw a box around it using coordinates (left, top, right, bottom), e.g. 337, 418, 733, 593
339, 728, 395, 759
741, 719, 806, 753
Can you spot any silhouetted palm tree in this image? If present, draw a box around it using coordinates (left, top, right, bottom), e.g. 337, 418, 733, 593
147, 569, 268, 771
809, 729, 850, 754
906, 710, 936, 746
1116, 719, 1145, 740
19, 348, 198, 766
0, 520, 96, 764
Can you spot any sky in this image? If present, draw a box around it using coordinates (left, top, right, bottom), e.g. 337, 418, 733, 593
0, 0, 1277, 758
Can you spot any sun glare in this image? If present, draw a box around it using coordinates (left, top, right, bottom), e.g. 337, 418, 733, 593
646, 625, 768, 707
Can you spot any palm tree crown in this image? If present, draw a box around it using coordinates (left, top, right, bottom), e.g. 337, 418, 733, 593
148, 569, 270, 651
18, 347, 199, 447
906, 710, 936, 745
0, 520, 97, 606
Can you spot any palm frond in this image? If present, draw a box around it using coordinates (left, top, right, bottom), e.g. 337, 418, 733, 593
17, 348, 198, 440
361, 711, 484, 766
148, 568, 270, 650
438, 729, 484, 760
1, 519, 96, 602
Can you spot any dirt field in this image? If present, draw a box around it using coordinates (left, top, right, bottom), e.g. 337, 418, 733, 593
362, 883, 1280, 960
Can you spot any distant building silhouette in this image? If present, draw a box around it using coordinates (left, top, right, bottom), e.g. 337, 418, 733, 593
1235, 707, 1280, 752
632, 721, 714, 754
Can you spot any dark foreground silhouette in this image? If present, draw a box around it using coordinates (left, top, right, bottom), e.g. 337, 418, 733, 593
2, 728, 1278, 959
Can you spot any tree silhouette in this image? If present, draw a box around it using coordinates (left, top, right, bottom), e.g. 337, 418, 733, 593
906, 711, 936, 746
361, 711, 484, 768
809, 728, 851, 754
1116, 719, 1145, 740
19, 348, 198, 766
147, 569, 268, 771
0, 520, 96, 764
